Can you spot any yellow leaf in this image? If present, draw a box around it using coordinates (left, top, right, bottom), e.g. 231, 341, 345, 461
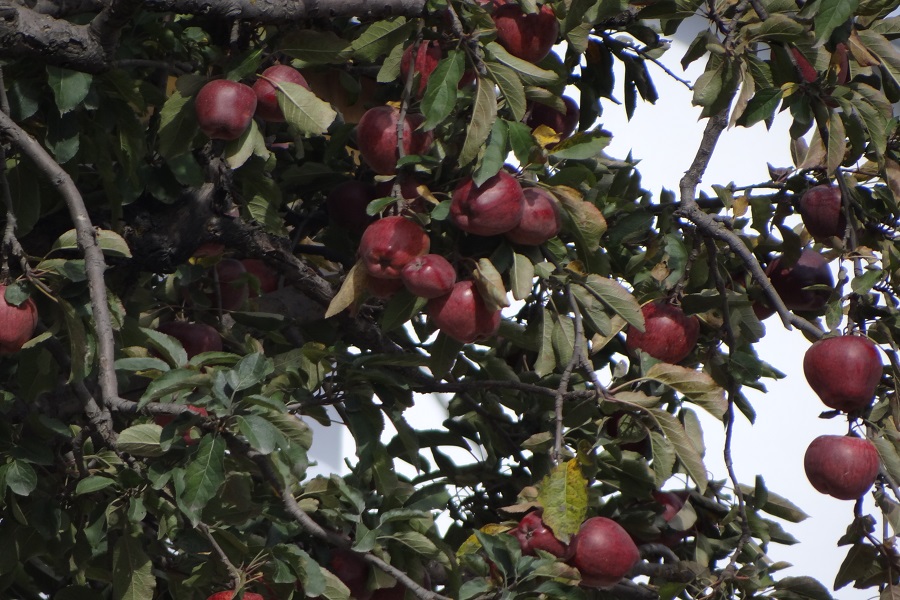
325, 260, 367, 318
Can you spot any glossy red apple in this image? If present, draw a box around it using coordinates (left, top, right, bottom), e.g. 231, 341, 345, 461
329, 549, 372, 600
0, 285, 38, 355
567, 516, 640, 588
524, 96, 579, 143
154, 405, 209, 446
241, 259, 279, 296
366, 273, 405, 299
356, 106, 434, 175
253, 64, 310, 122
400, 40, 442, 97
625, 300, 700, 364
505, 186, 562, 245
359, 216, 430, 279
799, 184, 845, 240
510, 511, 567, 557
803, 335, 882, 412
326, 180, 378, 234
206, 591, 264, 600
427, 280, 501, 343
401, 254, 456, 299
157, 321, 223, 359
804, 435, 880, 500
450, 171, 524, 236
492, 2, 559, 64
195, 79, 257, 141
766, 249, 833, 312
212, 258, 249, 311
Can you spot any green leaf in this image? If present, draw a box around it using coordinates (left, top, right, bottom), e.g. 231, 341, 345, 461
380, 289, 426, 332
511, 253, 535, 301
857, 30, 900, 90
459, 77, 498, 167
224, 119, 268, 169
550, 130, 612, 159
422, 50, 465, 130
429, 333, 463, 379
319, 568, 352, 600
4, 460, 37, 496
384, 530, 441, 556
114, 357, 170, 373
176, 435, 226, 526
644, 363, 728, 419
52, 228, 133, 258
75, 475, 118, 496
243, 167, 286, 235
157, 89, 198, 159
736, 87, 783, 128
227, 352, 273, 392
537, 460, 588, 542
265, 412, 313, 450
834, 543, 880, 590
278, 82, 338, 135
350, 18, 413, 62
138, 369, 209, 408
485, 42, 559, 85
851, 268, 884, 294
650, 431, 676, 486
59, 297, 92, 383
238, 414, 283, 455
746, 13, 807, 43
557, 193, 607, 250
814, 0, 858, 44
571, 285, 611, 336
647, 408, 708, 493
117, 424, 166, 457
738, 483, 810, 523
693, 61, 725, 108
534, 308, 556, 377
280, 30, 351, 64
826, 110, 846, 175
47, 66, 92, 114
583, 275, 644, 331
473, 119, 508, 186
484, 61, 527, 121
142, 327, 188, 368
773, 576, 834, 599
113, 531, 155, 600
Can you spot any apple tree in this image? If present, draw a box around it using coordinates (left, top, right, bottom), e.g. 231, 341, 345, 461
0, 0, 899, 598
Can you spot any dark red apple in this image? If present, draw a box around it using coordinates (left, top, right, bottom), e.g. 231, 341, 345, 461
366, 273, 405, 299
356, 106, 434, 175
505, 186, 562, 245
625, 300, 700, 364
400, 40, 442, 98
329, 549, 372, 600
326, 180, 378, 234
799, 184, 845, 240
359, 216, 430, 279
427, 280, 501, 343
804, 435, 880, 500
524, 96, 579, 143
0, 285, 38, 355
492, 3, 559, 64
206, 591, 264, 600
154, 405, 209, 446
803, 335, 882, 412
253, 64, 310, 122
510, 511, 567, 558
450, 171, 524, 236
401, 254, 456, 299
157, 321, 223, 359
567, 516, 640, 588
195, 79, 257, 141
241, 259, 279, 296
212, 258, 249, 311
766, 249, 834, 312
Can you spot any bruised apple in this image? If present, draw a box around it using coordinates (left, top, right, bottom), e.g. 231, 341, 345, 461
625, 300, 700, 364
505, 186, 562, 245
804, 435, 880, 500
253, 64, 310, 122
567, 517, 640, 588
195, 80, 257, 141
401, 254, 456, 299
450, 171, 524, 236
0, 285, 38, 355
359, 216, 430, 279
803, 335, 882, 412
427, 281, 501, 343
356, 106, 433, 175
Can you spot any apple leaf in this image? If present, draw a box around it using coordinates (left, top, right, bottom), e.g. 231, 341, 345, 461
738, 483, 810, 523
745, 13, 807, 43
113, 529, 156, 600
349, 17, 413, 63
325, 260, 367, 319
142, 327, 188, 368
459, 76, 497, 167
74, 474, 118, 496
279, 29, 352, 65
484, 42, 559, 85
237, 415, 284, 455
224, 118, 268, 169
814, 0, 859, 44
429, 332, 463, 380
857, 30, 900, 90
421, 49, 465, 130
826, 111, 846, 176
650, 431, 676, 486
647, 408, 708, 493
736, 87, 782, 129
157, 89, 197, 159
511, 253, 535, 301
835, 543, 880, 590
473, 258, 510, 311
59, 297, 92, 384
117, 424, 166, 457
264, 412, 313, 450
138, 369, 210, 408
278, 82, 337, 135
53, 228, 133, 258
550, 130, 612, 160
559, 197, 608, 251
484, 60, 527, 121
380, 289, 426, 332
318, 568, 352, 600
3, 460, 37, 496
644, 363, 728, 420
571, 284, 611, 336
534, 308, 557, 377
582, 275, 644, 331
46, 66, 92, 114
473, 119, 508, 186
537, 460, 588, 543
175, 434, 226, 526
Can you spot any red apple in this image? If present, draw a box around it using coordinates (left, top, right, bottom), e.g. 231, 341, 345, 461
804, 435, 880, 500
206, 591, 264, 600
400, 40, 442, 98
798, 184, 846, 240
450, 171, 524, 236
366, 273, 405, 299
370, 584, 406, 600
359, 216, 431, 279
195, 79, 257, 141
0, 285, 38, 355
157, 321, 223, 359
510, 511, 567, 557
241, 259, 279, 296
253, 64, 310, 122
504, 186, 562, 245
492, 3, 559, 64
625, 300, 700, 364
329, 549, 372, 600
154, 405, 209, 446
427, 280, 501, 343
567, 517, 640, 588
524, 96, 579, 143
212, 258, 249, 311
356, 106, 434, 175
401, 254, 456, 299
326, 180, 378, 234
766, 249, 833, 312
652, 491, 690, 547
803, 335, 882, 412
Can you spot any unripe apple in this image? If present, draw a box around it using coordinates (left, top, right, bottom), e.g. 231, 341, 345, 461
359, 216, 430, 279
206, 591, 264, 600
510, 511, 567, 557
427, 280, 501, 343
154, 405, 209, 446
799, 184, 845, 240
567, 516, 640, 588
253, 64, 310, 122
241, 259, 279, 296
766, 249, 833, 312
492, 3, 559, 64
803, 335, 882, 412
329, 549, 372, 600
326, 180, 378, 234
400, 40, 442, 98
524, 96, 579, 143
356, 106, 434, 175
401, 254, 456, 299
157, 321, 223, 359
804, 435, 879, 500
195, 79, 258, 141
625, 300, 700, 364
450, 171, 524, 236
505, 186, 562, 245
212, 258, 249, 311
0, 285, 38, 355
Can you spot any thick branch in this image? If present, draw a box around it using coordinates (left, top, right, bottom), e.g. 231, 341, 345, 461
140, 0, 427, 21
